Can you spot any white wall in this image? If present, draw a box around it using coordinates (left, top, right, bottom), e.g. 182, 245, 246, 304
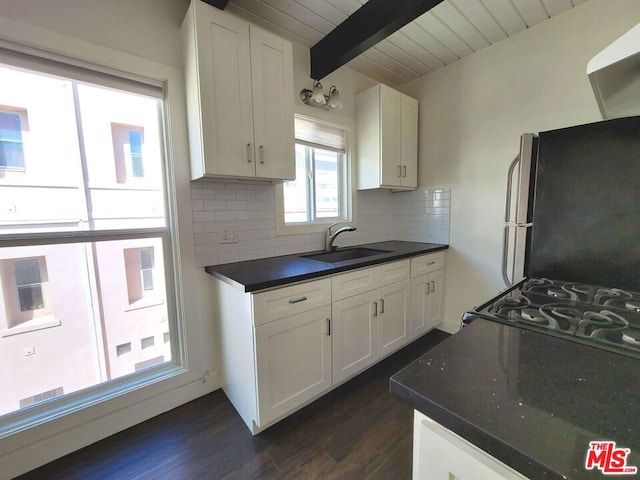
400, 0, 640, 332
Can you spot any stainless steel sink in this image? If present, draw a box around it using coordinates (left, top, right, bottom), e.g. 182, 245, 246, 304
302, 247, 390, 263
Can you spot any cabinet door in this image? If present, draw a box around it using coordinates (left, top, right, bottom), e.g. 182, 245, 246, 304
400, 94, 418, 188
250, 25, 295, 181
195, 5, 255, 178
426, 268, 445, 330
379, 85, 402, 187
379, 279, 410, 357
332, 291, 379, 384
255, 305, 332, 427
410, 274, 429, 339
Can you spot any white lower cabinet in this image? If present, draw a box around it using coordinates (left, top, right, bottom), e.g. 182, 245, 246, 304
215, 253, 446, 434
255, 305, 332, 427
332, 260, 410, 384
413, 411, 527, 480
332, 290, 379, 383
410, 253, 446, 339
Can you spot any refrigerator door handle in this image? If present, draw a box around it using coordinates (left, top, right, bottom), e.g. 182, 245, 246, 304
502, 133, 536, 287
502, 153, 521, 287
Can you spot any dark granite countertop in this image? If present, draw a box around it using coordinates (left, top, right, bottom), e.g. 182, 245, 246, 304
205, 241, 448, 292
390, 319, 640, 480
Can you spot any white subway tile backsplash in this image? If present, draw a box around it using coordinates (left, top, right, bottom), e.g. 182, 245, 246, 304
191, 182, 451, 266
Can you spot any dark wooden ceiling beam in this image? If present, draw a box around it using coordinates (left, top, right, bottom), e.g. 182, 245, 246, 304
201, 0, 229, 10
310, 0, 444, 80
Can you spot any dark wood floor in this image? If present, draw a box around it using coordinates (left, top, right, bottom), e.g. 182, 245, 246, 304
17, 330, 449, 480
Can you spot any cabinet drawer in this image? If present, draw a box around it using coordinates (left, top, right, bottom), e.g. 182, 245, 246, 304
252, 278, 331, 326
411, 252, 446, 277
332, 267, 377, 302
378, 259, 410, 286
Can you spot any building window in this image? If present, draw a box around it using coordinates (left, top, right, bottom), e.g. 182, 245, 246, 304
111, 124, 145, 183
124, 247, 156, 304
19, 387, 63, 409
141, 336, 154, 349
116, 343, 132, 357
140, 248, 154, 291
276, 115, 354, 234
14, 260, 44, 312
0, 256, 51, 329
0, 109, 27, 169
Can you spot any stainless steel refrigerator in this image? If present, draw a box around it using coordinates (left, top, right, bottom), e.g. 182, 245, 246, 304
502, 115, 640, 291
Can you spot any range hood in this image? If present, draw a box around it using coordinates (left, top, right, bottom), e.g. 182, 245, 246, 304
587, 23, 640, 119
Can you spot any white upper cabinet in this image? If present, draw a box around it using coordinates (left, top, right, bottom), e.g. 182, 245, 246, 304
356, 84, 418, 190
182, 2, 295, 181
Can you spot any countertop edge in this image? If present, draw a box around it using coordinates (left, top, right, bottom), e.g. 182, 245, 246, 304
389, 376, 559, 479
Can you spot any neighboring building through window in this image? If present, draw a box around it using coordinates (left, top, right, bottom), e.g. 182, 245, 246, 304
0, 109, 27, 169
277, 115, 353, 233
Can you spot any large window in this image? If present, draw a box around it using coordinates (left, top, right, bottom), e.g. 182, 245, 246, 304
0, 55, 180, 433
277, 115, 353, 233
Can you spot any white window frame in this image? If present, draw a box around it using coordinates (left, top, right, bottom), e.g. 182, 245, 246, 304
0, 17, 211, 479
276, 111, 356, 235
0, 44, 187, 440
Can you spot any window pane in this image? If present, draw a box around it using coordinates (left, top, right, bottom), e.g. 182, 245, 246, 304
14, 260, 41, 285
128, 130, 144, 178
17, 285, 44, 312
283, 144, 310, 223
0, 63, 165, 233
0, 111, 25, 169
0, 111, 22, 141
0, 239, 172, 417
314, 149, 340, 218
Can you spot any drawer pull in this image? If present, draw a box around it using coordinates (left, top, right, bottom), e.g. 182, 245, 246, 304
288, 296, 308, 304
427, 261, 437, 266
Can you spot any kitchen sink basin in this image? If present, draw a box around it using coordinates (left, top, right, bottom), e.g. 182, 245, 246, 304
302, 247, 390, 263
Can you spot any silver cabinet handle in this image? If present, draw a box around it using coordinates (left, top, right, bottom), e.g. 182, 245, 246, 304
259, 144, 265, 164
427, 261, 437, 266
426, 282, 431, 295
326, 318, 331, 336
431, 280, 435, 293
373, 301, 378, 317
247, 143, 253, 163
288, 296, 307, 304
397, 165, 402, 177
380, 298, 385, 314
402, 165, 407, 177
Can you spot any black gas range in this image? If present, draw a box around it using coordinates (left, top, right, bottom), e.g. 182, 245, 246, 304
463, 277, 640, 360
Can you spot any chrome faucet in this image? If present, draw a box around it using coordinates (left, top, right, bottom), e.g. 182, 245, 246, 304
325, 223, 356, 252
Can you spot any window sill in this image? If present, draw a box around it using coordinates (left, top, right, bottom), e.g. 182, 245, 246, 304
1, 316, 61, 337
125, 297, 165, 312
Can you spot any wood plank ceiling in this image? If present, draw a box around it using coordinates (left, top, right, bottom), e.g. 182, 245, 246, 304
225, 0, 591, 86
